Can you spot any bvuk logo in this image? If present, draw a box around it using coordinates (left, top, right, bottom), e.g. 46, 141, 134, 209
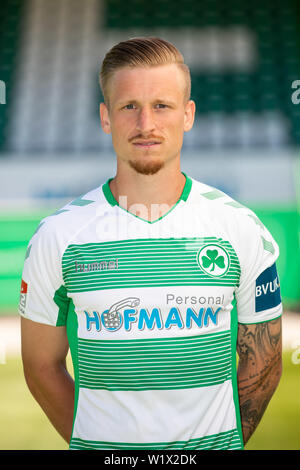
197, 244, 230, 277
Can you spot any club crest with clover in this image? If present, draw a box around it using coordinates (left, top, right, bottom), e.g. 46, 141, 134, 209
197, 244, 230, 277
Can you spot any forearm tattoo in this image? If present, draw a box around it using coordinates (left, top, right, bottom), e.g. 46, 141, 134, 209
237, 318, 282, 445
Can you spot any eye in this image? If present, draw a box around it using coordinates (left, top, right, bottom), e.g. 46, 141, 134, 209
123, 104, 135, 110
155, 103, 168, 109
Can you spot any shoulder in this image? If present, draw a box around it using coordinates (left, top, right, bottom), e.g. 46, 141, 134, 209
27, 185, 107, 255
189, 177, 265, 231
188, 176, 279, 260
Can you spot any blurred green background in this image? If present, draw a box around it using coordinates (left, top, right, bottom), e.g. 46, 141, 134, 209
1, 0, 300, 450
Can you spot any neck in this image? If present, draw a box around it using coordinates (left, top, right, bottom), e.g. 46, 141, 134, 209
109, 162, 186, 222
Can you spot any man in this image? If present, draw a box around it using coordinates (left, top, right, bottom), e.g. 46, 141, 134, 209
20, 37, 282, 450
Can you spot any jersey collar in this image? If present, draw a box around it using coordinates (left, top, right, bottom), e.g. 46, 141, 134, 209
102, 172, 193, 224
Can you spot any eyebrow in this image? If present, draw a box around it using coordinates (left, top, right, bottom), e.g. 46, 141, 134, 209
116, 99, 177, 107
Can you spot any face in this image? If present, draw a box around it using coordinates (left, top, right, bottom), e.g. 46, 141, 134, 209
100, 64, 195, 175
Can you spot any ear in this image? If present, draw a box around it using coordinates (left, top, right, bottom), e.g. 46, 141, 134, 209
100, 102, 111, 134
183, 100, 196, 133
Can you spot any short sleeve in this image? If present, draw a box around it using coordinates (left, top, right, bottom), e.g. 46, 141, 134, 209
235, 213, 283, 324
18, 219, 70, 326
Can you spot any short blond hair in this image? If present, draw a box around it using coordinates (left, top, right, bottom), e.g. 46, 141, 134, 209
99, 36, 191, 107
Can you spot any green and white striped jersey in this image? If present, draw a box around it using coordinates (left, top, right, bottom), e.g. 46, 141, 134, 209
19, 174, 282, 450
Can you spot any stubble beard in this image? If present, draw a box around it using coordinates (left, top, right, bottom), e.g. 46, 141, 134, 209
128, 158, 165, 175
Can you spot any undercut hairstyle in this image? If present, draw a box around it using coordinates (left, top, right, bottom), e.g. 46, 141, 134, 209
99, 36, 191, 108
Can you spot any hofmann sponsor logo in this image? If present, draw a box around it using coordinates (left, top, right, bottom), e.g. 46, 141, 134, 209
84, 294, 224, 333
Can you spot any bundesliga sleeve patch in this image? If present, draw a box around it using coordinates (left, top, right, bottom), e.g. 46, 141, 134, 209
19, 279, 28, 316
255, 263, 281, 312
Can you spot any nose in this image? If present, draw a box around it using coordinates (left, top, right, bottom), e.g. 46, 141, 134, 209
136, 106, 156, 134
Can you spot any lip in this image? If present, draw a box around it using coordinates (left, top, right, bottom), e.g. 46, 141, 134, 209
132, 141, 161, 147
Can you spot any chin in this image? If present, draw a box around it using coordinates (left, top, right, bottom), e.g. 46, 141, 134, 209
128, 159, 165, 175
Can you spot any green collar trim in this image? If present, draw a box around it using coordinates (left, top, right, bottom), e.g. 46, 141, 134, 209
101, 172, 193, 224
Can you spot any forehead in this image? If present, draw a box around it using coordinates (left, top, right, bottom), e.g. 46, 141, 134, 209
108, 64, 186, 104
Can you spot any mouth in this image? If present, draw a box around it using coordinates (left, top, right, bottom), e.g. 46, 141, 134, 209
132, 141, 162, 148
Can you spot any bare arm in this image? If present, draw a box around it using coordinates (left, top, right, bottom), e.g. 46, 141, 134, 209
237, 317, 282, 446
21, 316, 75, 443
